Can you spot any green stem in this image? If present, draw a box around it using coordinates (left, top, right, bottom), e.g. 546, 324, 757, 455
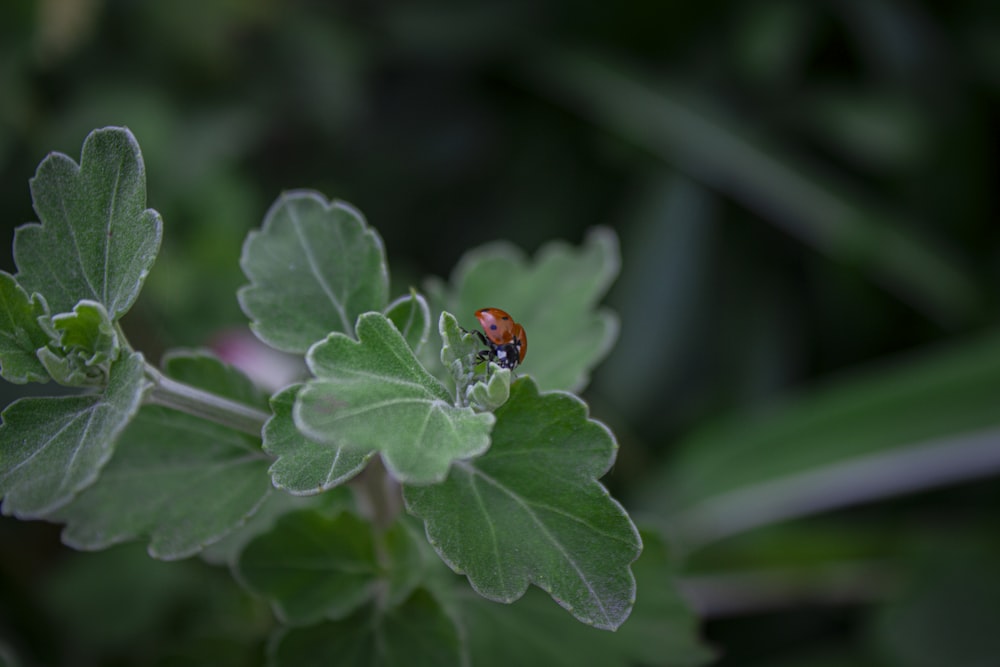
351, 455, 402, 531
144, 364, 270, 437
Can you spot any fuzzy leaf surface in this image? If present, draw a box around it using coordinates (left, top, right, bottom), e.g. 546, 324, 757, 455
264, 385, 372, 494
436, 227, 619, 393
0, 352, 147, 517
15, 127, 162, 319
53, 352, 272, 559
0, 271, 51, 383
404, 378, 641, 630
238, 191, 388, 353
269, 589, 461, 667
295, 312, 494, 484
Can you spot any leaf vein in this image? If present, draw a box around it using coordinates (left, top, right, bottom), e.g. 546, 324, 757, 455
464, 464, 612, 622
289, 206, 351, 333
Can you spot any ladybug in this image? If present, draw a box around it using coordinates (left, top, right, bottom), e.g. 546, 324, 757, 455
469, 307, 527, 370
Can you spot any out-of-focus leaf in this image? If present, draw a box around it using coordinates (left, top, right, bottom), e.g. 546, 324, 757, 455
15, 126, 162, 319
237, 509, 378, 625
526, 52, 982, 326
268, 589, 461, 667
199, 487, 349, 567
450, 529, 712, 667
0, 271, 51, 384
404, 379, 641, 631
434, 227, 619, 393
385, 291, 431, 356
0, 352, 147, 517
295, 313, 494, 484
52, 352, 272, 559
238, 191, 388, 353
650, 330, 1000, 548
870, 538, 1000, 667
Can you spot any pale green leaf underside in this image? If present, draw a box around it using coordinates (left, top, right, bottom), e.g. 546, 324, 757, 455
385, 291, 431, 356
264, 385, 372, 494
270, 589, 461, 667
404, 379, 641, 630
0, 271, 51, 383
0, 352, 147, 518
296, 313, 494, 484
15, 126, 162, 320
443, 227, 620, 393
53, 352, 272, 559
238, 191, 388, 353
238, 510, 378, 625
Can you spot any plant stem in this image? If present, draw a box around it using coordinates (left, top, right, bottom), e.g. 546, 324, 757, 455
351, 455, 402, 530
144, 364, 270, 437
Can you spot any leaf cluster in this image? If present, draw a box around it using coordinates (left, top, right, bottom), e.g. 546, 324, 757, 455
0, 128, 705, 665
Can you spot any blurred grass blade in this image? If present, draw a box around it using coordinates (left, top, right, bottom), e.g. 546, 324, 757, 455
672, 426, 1000, 548
644, 330, 1000, 549
524, 52, 981, 326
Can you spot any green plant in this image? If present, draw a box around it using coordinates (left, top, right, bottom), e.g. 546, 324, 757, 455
0, 127, 707, 665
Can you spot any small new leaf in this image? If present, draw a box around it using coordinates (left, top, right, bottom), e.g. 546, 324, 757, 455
265, 385, 372, 494
238, 191, 389, 353
295, 312, 495, 484
0, 352, 147, 518
53, 352, 272, 559
0, 271, 51, 383
37, 300, 119, 386
438, 310, 512, 410
404, 378, 642, 630
15, 127, 162, 320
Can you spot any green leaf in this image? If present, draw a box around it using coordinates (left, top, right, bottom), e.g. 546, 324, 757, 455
451, 529, 712, 667
15, 127, 163, 319
0, 352, 147, 518
651, 330, 1000, 548
199, 488, 353, 566
269, 589, 461, 667
52, 352, 272, 559
237, 509, 378, 624
404, 378, 642, 630
264, 384, 373, 494
385, 290, 431, 355
0, 271, 51, 383
437, 227, 619, 393
238, 191, 388, 353
296, 312, 495, 484
37, 300, 119, 386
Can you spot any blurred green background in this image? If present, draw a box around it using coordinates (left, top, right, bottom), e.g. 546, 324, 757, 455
1, 0, 999, 665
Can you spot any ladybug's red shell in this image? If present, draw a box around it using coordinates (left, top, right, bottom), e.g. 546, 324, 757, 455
473, 307, 528, 367
475, 308, 517, 345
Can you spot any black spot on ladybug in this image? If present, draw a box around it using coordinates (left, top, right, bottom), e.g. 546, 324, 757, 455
490, 324, 497, 330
